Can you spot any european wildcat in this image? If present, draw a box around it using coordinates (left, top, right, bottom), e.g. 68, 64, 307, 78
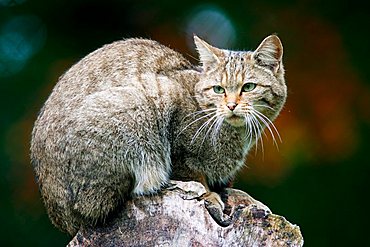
31, 35, 286, 235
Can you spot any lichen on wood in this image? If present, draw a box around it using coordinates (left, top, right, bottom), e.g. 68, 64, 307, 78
67, 181, 303, 247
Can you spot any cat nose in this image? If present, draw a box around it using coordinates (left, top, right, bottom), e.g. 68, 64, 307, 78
227, 102, 237, 111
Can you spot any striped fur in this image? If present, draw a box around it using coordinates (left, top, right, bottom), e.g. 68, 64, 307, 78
30, 35, 287, 235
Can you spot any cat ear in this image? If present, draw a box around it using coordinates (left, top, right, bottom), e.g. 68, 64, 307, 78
252, 35, 283, 73
194, 35, 222, 68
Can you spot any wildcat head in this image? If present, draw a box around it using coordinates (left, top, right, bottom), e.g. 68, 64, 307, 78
191, 35, 287, 147
193, 35, 286, 137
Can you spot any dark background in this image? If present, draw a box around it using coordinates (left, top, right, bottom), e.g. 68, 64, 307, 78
1, 0, 369, 246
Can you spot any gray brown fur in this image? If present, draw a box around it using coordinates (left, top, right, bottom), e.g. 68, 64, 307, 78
31, 35, 287, 235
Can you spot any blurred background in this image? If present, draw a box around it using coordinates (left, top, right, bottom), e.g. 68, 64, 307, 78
1, 0, 369, 246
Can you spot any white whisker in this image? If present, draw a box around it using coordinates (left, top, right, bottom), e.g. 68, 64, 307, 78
252, 109, 282, 149
252, 111, 277, 149
247, 113, 258, 154
244, 115, 254, 149
210, 116, 224, 146
191, 113, 219, 144
182, 107, 218, 120
177, 110, 217, 138
252, 104, 275, 111
199, 115, 221, 148
250, 113, 264, 156
241, 104, 282, 152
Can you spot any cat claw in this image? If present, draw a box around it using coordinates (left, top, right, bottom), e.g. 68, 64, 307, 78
201, 191, 225, 210
200, 192, 245, 227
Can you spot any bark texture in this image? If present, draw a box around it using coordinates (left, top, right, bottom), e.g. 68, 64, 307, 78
67, 181, 303, 247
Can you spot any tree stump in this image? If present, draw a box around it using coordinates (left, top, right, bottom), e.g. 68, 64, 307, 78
67, 181, 303, 247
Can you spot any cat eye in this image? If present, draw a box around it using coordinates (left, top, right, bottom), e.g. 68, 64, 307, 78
242, 83, 257, 92
213, 85, 225, 94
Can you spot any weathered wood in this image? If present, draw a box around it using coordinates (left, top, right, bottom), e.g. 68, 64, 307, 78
68, 181, 303, 247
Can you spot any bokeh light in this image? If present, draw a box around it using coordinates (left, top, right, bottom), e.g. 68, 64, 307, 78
185, 4, 236, 49
0, 0, 26, 7
0, 15, 46, 77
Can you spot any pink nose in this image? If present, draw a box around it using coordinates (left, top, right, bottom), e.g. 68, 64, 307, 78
227, 102, 237, 111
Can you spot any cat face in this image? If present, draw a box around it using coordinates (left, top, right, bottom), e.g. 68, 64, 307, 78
193, 35, 287, 144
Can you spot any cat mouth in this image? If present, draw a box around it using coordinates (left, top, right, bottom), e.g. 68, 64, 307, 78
225, 115, 245, 127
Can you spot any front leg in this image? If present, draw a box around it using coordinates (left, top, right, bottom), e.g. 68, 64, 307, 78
197, 175, 233, 227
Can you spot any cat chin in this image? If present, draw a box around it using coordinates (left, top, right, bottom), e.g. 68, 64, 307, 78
225, 115, 245, 127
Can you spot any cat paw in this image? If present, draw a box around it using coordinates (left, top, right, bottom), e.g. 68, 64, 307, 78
200, 192, 231, 226
200, 192, 246, 227
201, 192, 225, 210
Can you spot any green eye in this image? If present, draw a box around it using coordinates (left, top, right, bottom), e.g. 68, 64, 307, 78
242, 83, 257, 92
213, 85, 225, 94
